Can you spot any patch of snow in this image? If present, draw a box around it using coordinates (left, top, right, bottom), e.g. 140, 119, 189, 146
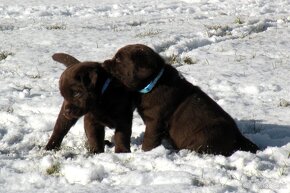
0, 0, 289, 192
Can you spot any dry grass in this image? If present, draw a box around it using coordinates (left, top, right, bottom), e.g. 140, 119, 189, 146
0, 51, 13, 61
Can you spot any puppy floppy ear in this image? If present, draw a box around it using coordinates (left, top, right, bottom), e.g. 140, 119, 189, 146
52, 53, 80, 67
131, 47, 165, 69
76, 69, 98, 89
87, 70, 98, 88
131, 49, 149, 68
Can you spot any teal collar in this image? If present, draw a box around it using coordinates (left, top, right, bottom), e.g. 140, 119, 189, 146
101, 78, 111, 94
139, 68, 164, 94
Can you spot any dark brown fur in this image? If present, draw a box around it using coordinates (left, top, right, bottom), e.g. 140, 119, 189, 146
103, 44, 259, 156
45, 53, 135, 153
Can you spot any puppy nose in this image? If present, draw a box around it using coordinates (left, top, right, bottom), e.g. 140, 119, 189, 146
103, 59, 112, 67
63, 106, 71, 115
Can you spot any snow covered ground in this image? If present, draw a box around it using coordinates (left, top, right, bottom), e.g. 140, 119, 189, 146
0, 0, 289, 192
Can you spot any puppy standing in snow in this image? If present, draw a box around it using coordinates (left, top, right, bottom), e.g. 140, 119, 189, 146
45, 53, 135, 153
103, 44, 259, 156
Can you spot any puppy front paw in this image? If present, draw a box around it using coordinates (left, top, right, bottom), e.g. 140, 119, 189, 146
45, 142, 61, 151
85, 142, 104, 154
115, 146, 131, 153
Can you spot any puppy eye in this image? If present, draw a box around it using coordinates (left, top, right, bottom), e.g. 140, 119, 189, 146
115, 53, 122, 63
115, 57, 121, 63
73, 91, 82, 98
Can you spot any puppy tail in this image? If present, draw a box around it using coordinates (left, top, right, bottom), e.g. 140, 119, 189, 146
52, 53, 80, 67
236, 134, 259, 154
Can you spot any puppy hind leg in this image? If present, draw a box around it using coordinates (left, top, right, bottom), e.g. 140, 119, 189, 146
235, 134, 259, 154
141, 122, 163, 151
84, 114, 105, 153
114, 121, 132, 153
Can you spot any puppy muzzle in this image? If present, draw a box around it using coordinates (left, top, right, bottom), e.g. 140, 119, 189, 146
63, 106, 83, 120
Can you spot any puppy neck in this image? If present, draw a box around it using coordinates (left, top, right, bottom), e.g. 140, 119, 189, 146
101, 78, 111, 94
139, 68, 164, 94
95, 66, 111, 95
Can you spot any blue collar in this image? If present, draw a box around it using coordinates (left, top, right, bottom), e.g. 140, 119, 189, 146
101, 78, 111, 94
139, 68, 164, 94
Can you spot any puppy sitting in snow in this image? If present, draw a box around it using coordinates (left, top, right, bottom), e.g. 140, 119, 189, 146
103, 44, 259, 156
45, 53, 135, 153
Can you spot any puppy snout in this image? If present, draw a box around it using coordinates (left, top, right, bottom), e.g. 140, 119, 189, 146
103, 59, 113, 69
64, 107, 71, 115
63, 105, 81, 119
63, 107, 72, 118
103, 59, 112, 65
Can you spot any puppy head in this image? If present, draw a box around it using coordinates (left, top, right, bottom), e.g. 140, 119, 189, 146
103, 44, 165, 90
53, 53, 100, 119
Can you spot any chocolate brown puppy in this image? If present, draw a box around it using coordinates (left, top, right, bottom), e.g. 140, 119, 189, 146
45, 53, 135, 153
103, 44, 259, 156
